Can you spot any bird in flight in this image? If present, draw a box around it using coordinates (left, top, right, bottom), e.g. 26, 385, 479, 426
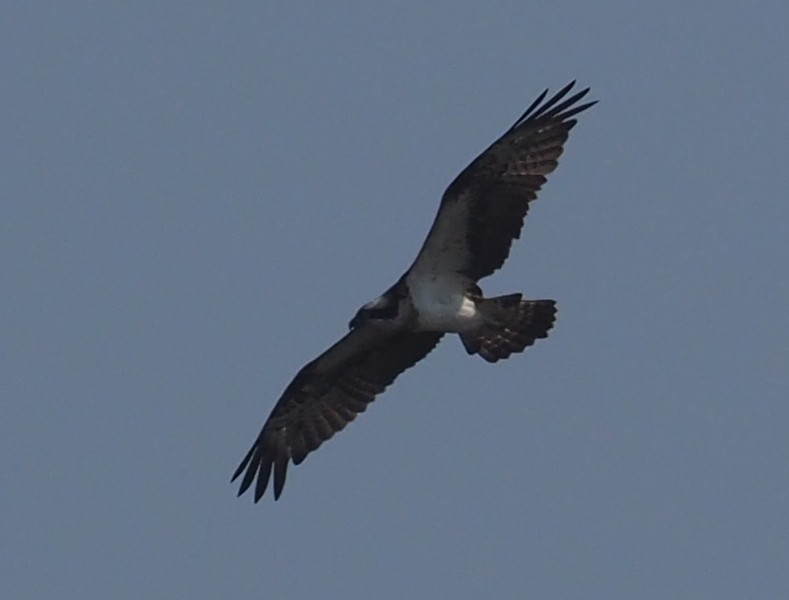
232, 81, 596, 501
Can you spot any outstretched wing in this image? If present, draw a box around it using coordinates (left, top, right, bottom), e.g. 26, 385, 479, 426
232, 327, 443, 501
411, 81, 596, 282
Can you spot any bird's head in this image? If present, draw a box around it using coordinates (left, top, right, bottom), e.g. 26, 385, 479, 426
349, 293, 399, 330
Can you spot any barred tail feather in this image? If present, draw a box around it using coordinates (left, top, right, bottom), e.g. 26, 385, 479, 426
460, 297, 557, 363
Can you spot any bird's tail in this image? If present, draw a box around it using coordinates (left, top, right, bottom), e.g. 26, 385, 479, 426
459, 295, 557, 363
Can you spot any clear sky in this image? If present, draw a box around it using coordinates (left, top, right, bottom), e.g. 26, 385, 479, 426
4, 3, 788, 599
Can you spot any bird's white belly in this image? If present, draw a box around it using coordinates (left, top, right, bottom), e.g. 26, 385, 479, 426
406, 273, 482, 333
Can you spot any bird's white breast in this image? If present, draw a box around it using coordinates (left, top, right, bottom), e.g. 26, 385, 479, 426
405, 270, 481, 333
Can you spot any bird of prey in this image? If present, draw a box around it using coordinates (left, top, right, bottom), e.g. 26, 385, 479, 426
232, 81, 595, 501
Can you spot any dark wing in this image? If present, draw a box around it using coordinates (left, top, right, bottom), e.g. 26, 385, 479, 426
411, 81, 596, 282
232, 326, 443, 501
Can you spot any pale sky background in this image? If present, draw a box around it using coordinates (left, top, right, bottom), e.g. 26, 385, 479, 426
3, 3, 789, 599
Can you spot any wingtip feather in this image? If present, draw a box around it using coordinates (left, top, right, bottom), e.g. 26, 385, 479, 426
273, 450, 289, 500
511, 81, 595, 130
511, 87, 550, 128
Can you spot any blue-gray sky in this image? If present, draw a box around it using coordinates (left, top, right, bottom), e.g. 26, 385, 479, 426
4, 3, 789, 599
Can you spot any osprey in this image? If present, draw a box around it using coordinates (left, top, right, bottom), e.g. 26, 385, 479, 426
233, 82, 595, 501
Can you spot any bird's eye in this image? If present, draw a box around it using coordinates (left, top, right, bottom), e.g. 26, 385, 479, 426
349, 311, 363, 330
